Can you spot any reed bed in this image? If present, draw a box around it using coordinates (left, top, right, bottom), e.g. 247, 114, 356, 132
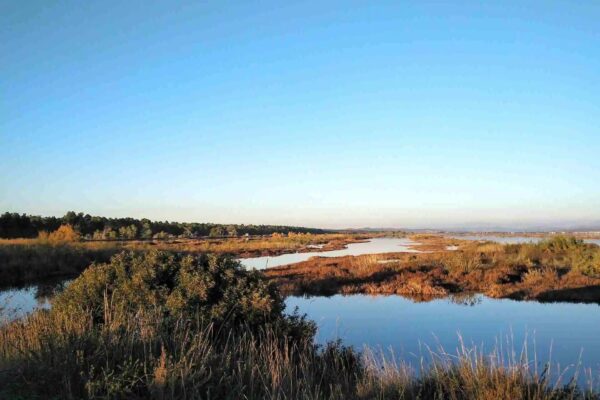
358, 338, 598, 400
1, 308, 597, 399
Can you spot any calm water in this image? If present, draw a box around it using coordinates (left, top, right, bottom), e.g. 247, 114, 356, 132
449, 234, 600, 246
239, 237, 419, 269
0, 280, 67, 322
286, 294, 600, 385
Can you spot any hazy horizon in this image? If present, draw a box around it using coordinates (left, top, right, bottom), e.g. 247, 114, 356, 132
2, 2, 599, 228
3, 208, 600, 232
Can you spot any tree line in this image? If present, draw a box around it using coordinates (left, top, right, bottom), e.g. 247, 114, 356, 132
0, 212, 327, 240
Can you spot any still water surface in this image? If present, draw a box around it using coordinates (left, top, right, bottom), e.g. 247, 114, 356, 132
286, 294, 600, 385
0, 280, 66, 321
239, 237, 419, 269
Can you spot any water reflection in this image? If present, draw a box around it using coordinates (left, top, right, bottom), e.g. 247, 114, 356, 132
286, 294, 600, 386
448, 292, 483, 306
0, 279, 69, 322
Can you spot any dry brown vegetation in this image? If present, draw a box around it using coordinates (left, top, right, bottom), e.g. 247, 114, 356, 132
0, 240, 118, 287
265, 236, 600, 303
0, 231, 368, 257
0, 232, 369, 287
119, 232, 370, 257
37, 223, 82, 243
451, 232, 600, 240
407, 233, 464, 252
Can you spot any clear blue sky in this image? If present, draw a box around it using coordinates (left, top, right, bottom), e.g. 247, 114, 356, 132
1, 1, 599, 229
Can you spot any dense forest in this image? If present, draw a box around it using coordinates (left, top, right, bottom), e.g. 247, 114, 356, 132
0, 212, 327, 239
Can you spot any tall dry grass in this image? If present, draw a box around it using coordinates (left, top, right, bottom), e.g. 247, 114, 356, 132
130, 232, 366, 255
358, 337, 598, 400
1, 307, 596, 399
0, 308, 359, 399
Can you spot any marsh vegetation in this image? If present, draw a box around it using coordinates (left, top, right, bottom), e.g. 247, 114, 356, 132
266, 236, 600, 303
1, 250, 598, 399
1, 220, 600, 398
0, 224, 365, 287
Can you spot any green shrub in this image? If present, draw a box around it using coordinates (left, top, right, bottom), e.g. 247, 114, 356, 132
540, 235, 585, 253
570, 248, 600, 277
1, 251, 322, 399
53, 251, 290, 332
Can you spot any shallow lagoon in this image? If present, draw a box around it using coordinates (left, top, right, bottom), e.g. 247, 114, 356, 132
239, 237, 419, 269
286, 294, 600, 385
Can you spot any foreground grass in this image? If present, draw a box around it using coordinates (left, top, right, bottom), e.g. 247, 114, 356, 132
1, 250, 598, 399
266, 236, 600, 303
